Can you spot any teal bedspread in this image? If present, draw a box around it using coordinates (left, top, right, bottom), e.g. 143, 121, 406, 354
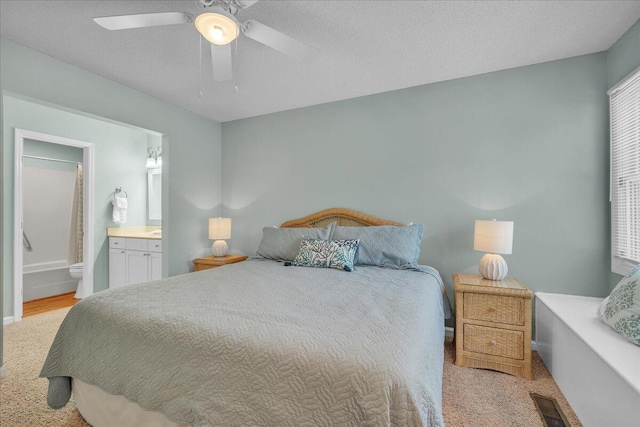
41, 259, 445, 426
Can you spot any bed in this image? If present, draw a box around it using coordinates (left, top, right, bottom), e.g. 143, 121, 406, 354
41, 208, 447, 426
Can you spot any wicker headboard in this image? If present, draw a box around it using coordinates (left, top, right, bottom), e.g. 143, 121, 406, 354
280, 208, 403, 228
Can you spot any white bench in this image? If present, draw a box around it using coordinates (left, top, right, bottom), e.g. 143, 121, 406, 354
535, 292, 640, 427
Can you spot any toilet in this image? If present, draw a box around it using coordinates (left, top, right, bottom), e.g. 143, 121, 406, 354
69, 262, 83, 298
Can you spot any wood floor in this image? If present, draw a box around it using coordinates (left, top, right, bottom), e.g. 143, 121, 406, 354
23, 292, 79, 318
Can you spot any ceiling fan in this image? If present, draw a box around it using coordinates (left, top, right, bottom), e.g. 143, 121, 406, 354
93, 0, 318, 82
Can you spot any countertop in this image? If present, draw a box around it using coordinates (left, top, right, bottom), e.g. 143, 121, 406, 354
107, 226, 162, 240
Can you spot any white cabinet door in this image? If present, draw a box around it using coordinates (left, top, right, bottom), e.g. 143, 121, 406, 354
109, 248, 127, 288
149, 252, 162, 281
109, 238, 162, 287
126, 251, 149, 285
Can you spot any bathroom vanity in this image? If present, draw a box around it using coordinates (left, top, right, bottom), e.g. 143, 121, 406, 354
108, 227, 162, 288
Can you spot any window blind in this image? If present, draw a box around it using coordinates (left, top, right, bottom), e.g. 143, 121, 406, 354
610, 67, 640, 269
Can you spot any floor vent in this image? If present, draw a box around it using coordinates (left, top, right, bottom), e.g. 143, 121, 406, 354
531, 393, 571, 427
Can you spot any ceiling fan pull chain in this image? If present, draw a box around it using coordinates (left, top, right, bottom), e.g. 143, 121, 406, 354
198, 35, 204, 97
234, 38, 239, 93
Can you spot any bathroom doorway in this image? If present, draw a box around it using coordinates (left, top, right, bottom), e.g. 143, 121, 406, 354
13, 129, 95, 322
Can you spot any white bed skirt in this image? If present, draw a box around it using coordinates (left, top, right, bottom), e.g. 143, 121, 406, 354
73, 379, 187, 427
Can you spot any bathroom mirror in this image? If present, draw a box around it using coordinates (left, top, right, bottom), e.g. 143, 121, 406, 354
148, 168, 162, 220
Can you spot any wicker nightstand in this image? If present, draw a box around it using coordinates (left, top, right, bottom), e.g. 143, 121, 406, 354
453, 273, 533, 379
193, 254, 248, 272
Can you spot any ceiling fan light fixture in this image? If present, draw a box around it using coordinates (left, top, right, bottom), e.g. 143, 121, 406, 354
195, 8, 239, 45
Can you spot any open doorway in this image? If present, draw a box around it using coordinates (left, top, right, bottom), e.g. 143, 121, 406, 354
13, 129, 95, 321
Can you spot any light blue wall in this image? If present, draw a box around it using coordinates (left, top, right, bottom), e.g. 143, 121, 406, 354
4, 95, 151, 315
222, 53, 610, 306
1, 38, 222, 320
607, 19, 640, 89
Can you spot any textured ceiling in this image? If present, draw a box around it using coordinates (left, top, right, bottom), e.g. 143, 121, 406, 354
1, 1, 639, 122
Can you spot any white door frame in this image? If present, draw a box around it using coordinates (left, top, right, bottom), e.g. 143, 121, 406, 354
13, 129, 95, 321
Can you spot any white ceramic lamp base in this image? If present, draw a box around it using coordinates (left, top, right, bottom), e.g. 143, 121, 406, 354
212, 240, 228, 257
478, 253, 508, 281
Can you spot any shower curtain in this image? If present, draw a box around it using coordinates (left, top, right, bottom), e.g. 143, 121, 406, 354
74, 164, 83, 263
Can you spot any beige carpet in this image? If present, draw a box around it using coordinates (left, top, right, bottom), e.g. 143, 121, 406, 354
2, 308, 87, 427
442, 339, 581, 426
1, 308, 581, 426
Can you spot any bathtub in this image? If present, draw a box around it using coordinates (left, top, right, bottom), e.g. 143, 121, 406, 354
23, 260, 77, 302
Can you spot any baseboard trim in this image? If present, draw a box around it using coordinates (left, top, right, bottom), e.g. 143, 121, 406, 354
3, 316, 14, 326
445, 326, 537, 350
0, 366, 7, 378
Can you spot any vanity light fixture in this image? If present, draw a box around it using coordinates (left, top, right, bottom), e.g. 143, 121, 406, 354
146, 147, 163, 169
145, 148, 157, 169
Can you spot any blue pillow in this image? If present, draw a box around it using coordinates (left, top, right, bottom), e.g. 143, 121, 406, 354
332, 224, 423, 268
256, 222, 335, 261
293, 238, 359, 272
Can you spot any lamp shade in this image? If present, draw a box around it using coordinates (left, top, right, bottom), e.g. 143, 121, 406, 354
473, 220, 513, 255
209, 218, 231, 240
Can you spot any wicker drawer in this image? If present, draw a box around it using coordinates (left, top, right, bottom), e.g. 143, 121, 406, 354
463, 293, 524, 325
463, 324, 524, 360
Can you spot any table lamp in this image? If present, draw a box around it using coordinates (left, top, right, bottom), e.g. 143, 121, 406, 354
209, 217, 231, 257
473, 219, 514, 280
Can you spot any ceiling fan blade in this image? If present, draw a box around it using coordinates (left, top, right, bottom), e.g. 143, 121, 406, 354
242, 20, 318, 64
93, 12, 193, 31
234, 0, 260, 9
211, 43, 233, 82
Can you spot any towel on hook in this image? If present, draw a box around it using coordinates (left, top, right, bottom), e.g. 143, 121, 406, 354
112, 196, 128, 224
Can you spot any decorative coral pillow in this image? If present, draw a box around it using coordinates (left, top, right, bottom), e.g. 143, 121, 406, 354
293, 238, 359, 272
597, 264, 640, 346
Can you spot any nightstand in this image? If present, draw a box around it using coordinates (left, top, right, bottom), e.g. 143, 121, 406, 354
193, 254, 248, 272
453, 273, 533, 379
